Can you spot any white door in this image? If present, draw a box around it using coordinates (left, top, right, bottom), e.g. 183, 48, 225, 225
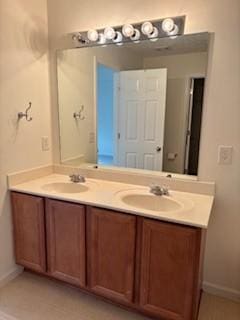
117, 69, 167, 171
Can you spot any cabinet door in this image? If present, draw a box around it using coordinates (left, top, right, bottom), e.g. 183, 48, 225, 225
87, 207, 136, 304
139, 219, 201, 320
11, 192, 46, 273
46, 199, 86, 287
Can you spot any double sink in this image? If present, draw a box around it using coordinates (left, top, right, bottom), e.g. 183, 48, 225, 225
42, 179, 192, 214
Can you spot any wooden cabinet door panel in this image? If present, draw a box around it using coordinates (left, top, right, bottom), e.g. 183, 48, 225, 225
11, 192, 46, 273
87, 207, 136, 304
139, 219, 201, 320
46, 199, 86, 287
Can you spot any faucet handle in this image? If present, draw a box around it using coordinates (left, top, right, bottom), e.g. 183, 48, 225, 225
161, 185, 170, 196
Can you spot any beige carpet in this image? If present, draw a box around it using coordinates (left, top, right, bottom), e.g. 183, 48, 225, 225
0, 272, 239, 320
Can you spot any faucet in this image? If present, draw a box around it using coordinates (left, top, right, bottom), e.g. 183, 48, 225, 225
69, 174, 86, 183
150, 184, 169, 196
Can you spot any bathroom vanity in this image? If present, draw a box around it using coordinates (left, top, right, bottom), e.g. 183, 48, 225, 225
9, 172, 214, 320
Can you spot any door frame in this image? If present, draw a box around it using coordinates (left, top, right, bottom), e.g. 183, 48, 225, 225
184, 74, 205, 174
94, 57, 119, 166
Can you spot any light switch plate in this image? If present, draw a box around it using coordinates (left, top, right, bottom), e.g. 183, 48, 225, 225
218, 145, 233, 165
42, 136, 50, 151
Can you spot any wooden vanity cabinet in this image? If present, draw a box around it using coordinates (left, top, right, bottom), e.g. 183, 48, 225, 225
46, 199, 86, 287
138, 219, 202, 320
11, 192, 204, 320
11, 192, 46, 273
86, 207, 137, 305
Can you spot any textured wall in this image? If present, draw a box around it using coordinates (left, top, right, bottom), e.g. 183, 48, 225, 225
0, 0, 52, 280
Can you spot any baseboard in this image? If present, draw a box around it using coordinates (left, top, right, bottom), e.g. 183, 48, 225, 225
203, 281, 240, 302
0, 266, 23, 288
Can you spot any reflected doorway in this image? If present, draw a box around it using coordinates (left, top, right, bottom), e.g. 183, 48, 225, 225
97, 64, 116, 166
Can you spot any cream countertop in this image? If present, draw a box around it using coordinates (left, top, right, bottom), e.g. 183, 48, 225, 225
9, 174, 214, 229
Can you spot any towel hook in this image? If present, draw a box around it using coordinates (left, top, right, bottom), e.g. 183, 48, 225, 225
73, 105, 85, 120
18, 102, 33, 122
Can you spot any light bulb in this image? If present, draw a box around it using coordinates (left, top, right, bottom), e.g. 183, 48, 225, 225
130, 29, 140, 41
149, 27, 159, 41
168, 24, 179, 37
122, 24, 134, 37
141, 21, 154, 35
87, 29, 99, 42
98, 33, 106, 45
113, 31, 123, 44
104, 27, 116, 40
162, 18, 175, 33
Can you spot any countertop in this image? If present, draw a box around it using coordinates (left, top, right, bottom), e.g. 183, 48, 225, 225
9, 173, 214, 229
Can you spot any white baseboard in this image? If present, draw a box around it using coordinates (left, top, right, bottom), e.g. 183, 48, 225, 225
203, 281, 240, 302
0, 266, 23, 289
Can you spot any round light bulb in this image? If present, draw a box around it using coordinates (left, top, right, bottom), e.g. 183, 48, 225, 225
98, 33, 106, 45
162, 18, 175, 33
168, 24, 179, 37
130, 29, 140, 41
104, 27, 116, 40
113, 31, 123, 44
149, 27, 159, 41
122, 24, 134, 37
87, 29, 99, 42
141, 21, 154, 35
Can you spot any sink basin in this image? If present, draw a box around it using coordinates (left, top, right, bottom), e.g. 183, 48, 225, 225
121, 193, 182, 212
42, 182, 89, 194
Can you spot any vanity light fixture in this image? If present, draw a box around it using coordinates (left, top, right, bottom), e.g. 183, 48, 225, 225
104, 26, 116, 40
122, 24, 135, 37
162, 18, 179, 36
112, 31, 123, 44
122, 24, 141, 42
130, 29, 141, 42
149, 27, 159, 41
141, 21, 154, 36
97, 33, 106, 45
72, 32, 88, 44
71, 16, 185, 47
87, 29, 99, 42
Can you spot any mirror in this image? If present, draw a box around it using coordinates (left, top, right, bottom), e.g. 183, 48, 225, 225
57, 32, 209, 175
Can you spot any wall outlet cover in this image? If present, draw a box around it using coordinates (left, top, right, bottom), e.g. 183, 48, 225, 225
218, 145, 233, 165
42, 136, 50, 151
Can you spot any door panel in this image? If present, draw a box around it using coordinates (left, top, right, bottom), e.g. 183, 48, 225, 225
139, 219, 201, 320
46, 199, 86, 287
11, 192, 46, 273
87, 207, 136, 304
118, 69, 167, 171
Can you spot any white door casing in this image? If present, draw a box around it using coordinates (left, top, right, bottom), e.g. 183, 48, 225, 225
117, 69, 167, 171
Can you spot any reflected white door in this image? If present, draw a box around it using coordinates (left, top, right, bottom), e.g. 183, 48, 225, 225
117, 69, 167, 171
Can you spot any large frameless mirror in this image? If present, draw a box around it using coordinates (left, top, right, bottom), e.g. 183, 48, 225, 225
57, 32, 209, 176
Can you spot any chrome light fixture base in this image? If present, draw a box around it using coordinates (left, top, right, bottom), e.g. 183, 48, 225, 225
70, 16, 185, 48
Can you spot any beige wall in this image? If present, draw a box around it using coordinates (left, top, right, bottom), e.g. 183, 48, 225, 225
143, 52, 208, 173
58, 46, 143, 164
47, 0, 240, 297
0, 0, 52, 280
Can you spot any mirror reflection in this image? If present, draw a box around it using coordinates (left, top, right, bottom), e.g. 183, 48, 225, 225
57, 33, 209, 175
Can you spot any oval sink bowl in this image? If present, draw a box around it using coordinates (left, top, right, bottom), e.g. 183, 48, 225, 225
42, 182, 89, 194
121, 194, 182, 212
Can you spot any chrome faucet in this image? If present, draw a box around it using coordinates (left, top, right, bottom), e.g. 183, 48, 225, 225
150, 184, 169, 196
69, 174, 86, 183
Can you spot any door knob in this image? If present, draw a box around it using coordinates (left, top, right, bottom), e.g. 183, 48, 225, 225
156, 146, 161, 152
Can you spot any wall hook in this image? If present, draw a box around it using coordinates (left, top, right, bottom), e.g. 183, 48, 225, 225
18, 102, 33, 122
73, 105, 85, 120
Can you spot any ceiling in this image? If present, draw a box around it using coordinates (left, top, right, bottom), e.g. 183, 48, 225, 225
122, 32, 209, 57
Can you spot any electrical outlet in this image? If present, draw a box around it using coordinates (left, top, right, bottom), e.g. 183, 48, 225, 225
89, 132, 95, 143
42, 136, 50, 151
218, 145, 233, 165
